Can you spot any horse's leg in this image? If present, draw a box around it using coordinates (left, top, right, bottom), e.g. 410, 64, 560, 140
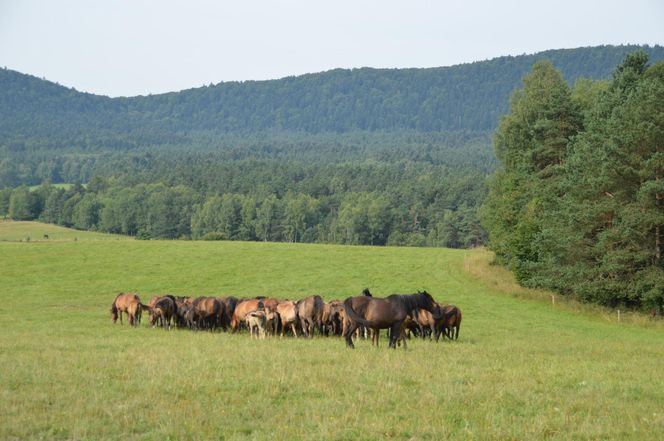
389, 323, 402, 349
291, 323, 298, 338
308, 319, 315, 338
344, 322, 358, 348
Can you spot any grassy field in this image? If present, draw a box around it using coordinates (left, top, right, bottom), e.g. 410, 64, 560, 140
1, 221, 663, 440
0, 220, 131, 242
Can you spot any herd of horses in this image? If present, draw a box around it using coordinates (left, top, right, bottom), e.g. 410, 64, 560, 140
110, 289, 462, 349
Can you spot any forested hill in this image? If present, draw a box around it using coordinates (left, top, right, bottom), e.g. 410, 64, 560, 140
2, 44, 663, 141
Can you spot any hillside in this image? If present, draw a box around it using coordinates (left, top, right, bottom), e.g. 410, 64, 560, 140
1, 222, 662, 439
1, 45, 662, 250
1, 45, 662, 144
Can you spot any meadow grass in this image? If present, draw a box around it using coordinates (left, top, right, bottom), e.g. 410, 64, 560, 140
1, 222, 663, 440
0, 220, 131, 242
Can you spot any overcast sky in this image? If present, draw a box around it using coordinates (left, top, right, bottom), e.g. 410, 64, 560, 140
1, 0, 662, 97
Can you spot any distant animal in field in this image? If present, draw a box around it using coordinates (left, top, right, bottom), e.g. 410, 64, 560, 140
182, 304, 199, 330
231, 299, 264, 331
148, 296, 177, 329
276, 300, 299, 337
192, 297, 224, 331
126, 299, 149, 326
246, 310, 267, 339
436, 305, 462, 341
264, 310, 278, 337
296, 295, 325, 338
217, 296, 238, 330
414, 308, 436, 339
322, 300, 345, 336
343, 290, 441, 349
111, 293, 143, 325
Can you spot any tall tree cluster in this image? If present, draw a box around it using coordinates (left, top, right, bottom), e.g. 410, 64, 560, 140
482, 51, 664, 311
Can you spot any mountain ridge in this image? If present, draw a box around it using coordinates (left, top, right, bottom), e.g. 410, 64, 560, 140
2, 44, 663, 140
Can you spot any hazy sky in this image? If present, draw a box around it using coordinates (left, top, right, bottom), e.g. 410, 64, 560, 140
1, 0, 662, 97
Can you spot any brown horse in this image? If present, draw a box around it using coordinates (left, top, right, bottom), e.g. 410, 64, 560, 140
111, 293, 142, 324
296, 295, 324, 338
414, 308, 437, 339
276, 300, 299, 337
435, 305, 462, 341
322, 300, 345, 336
126, 299, 148, 326
343, 291, 441, 349
149, 296, 176, 329
216, 296, 238, 331
231, 299, 264, 331
192, 297, 224, 331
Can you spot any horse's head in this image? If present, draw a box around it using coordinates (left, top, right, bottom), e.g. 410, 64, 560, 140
417, 290, 440, 317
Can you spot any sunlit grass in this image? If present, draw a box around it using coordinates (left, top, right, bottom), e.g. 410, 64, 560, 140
0, 220, 131, 242
1, 222, 663, 440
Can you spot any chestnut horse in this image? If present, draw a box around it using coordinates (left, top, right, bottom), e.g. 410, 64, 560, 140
343, 291, 441, 349
231, 299, 264, 331
111, 293, 144, 325
276, 300, 299, 337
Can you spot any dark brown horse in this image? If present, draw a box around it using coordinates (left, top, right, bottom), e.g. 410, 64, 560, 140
217, 296, 238, 331
148, 296, 176, 329
343, 291, 441, 349
435, 305, 462, 341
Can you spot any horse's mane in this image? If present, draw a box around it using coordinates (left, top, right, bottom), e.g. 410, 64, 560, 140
386, 291, 433, 313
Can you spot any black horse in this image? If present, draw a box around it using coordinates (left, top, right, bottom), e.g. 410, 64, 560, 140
343, 290, 441, 349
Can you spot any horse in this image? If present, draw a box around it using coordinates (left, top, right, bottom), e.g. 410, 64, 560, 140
343, 290, 441, 349
322, 300, 345, 336
246, 310, 267, 339
149, 296, 176, 330
231, 299, 264, 332
435, 305, 462, 341
126, 299, 149, 326
192, 297, 224, 331
296, 295, 324, 338
111, 293, 142, 324
216, 296, 238, 331
414, 308, 437, 339
276, 300, 299, 337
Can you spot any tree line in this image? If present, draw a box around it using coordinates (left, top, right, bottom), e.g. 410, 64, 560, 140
481, 51, 664, 311
0, 175, 486, 248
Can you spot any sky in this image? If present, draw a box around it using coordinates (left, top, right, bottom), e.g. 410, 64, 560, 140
0, 0, 662, 97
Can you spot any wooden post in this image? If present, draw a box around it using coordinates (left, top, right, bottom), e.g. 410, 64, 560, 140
617, 309, 621, 322
551, 294, 555, 307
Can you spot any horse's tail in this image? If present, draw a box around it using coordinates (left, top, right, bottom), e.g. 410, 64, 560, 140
110, 293, 122, 321
110, 293, 123, 312
343, 298, 371, 327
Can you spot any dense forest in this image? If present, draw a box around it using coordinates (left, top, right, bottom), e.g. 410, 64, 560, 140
1, 45, 663, 259
482, 51, 664, 311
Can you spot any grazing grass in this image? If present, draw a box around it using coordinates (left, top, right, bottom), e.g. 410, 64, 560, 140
0, 220, 131, 242
1, 222, 663, 440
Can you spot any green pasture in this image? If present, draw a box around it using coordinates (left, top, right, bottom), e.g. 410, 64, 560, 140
0, 221, 663, 440
0, 220, 131, 242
